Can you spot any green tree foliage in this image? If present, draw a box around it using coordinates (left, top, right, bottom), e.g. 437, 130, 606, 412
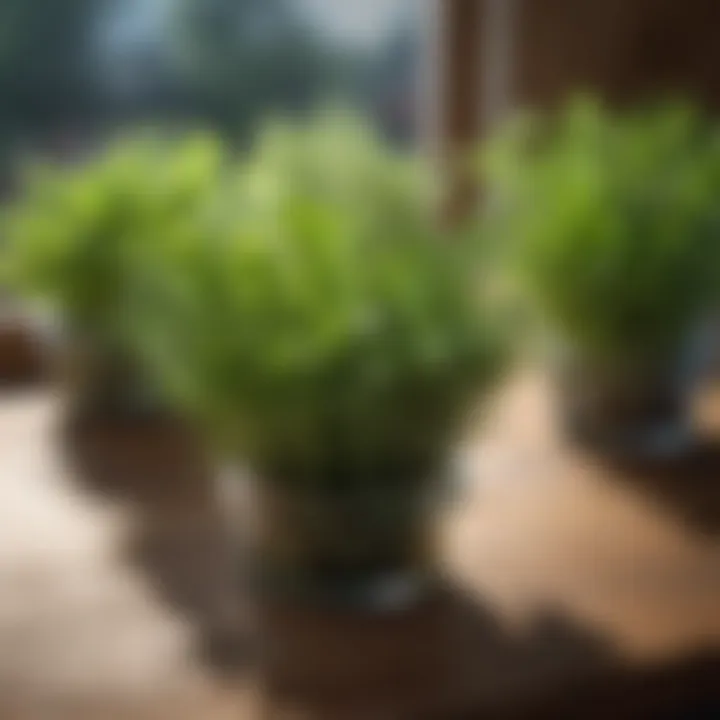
169, 0, 342, 137
0, 0, 107, 131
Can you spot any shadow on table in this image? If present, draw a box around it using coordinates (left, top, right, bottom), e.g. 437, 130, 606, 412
260, 582, 718, 719
483, 651, 720, 720
62, 417, 719, 718
61, 416, 616, 685
258, 579, 618, 718
61, 414, 252, 676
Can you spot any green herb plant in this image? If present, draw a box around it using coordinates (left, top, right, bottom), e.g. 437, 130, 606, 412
483, 98, 720, 380
134, 113, 509, 491
4, 132, 222, 342
3, 132, 223, 415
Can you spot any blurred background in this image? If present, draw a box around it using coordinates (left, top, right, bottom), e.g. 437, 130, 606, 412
0, 1, 719, 719
0, 0, 420, 195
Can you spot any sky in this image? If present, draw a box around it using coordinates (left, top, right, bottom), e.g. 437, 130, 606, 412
104, 0, 415, 56
296, 0, 412, 49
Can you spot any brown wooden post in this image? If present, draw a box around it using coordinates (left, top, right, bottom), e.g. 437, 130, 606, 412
428, 0, 486, 221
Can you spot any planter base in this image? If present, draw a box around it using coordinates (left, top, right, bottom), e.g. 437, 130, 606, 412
556, 360, 696, 461
250, 568, 434, 614
0, 320, 46, 386
62, 410, 209, 507
215, 467, 438, 614
563, 411, 696, 461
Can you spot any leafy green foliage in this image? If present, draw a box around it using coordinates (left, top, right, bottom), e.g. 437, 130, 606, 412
133, 113, 509, 487
3, 132, 223, 350
483, 98, 720, 372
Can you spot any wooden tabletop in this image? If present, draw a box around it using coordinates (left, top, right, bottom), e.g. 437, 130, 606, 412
0, 373, 718, 718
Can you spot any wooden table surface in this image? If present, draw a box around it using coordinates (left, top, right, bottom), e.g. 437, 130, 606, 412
0, 373, 718, 718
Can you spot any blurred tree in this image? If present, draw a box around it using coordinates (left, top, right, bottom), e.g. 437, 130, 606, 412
0, 0, 107, 133
367, 23, 419, 143
0, 0, 112, 195
169, 0, 346, 138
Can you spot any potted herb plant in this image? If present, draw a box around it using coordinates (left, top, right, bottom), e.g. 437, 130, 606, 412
484, 99, 720, 457
132, 114, 509, 609
3, 133, 222, 426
